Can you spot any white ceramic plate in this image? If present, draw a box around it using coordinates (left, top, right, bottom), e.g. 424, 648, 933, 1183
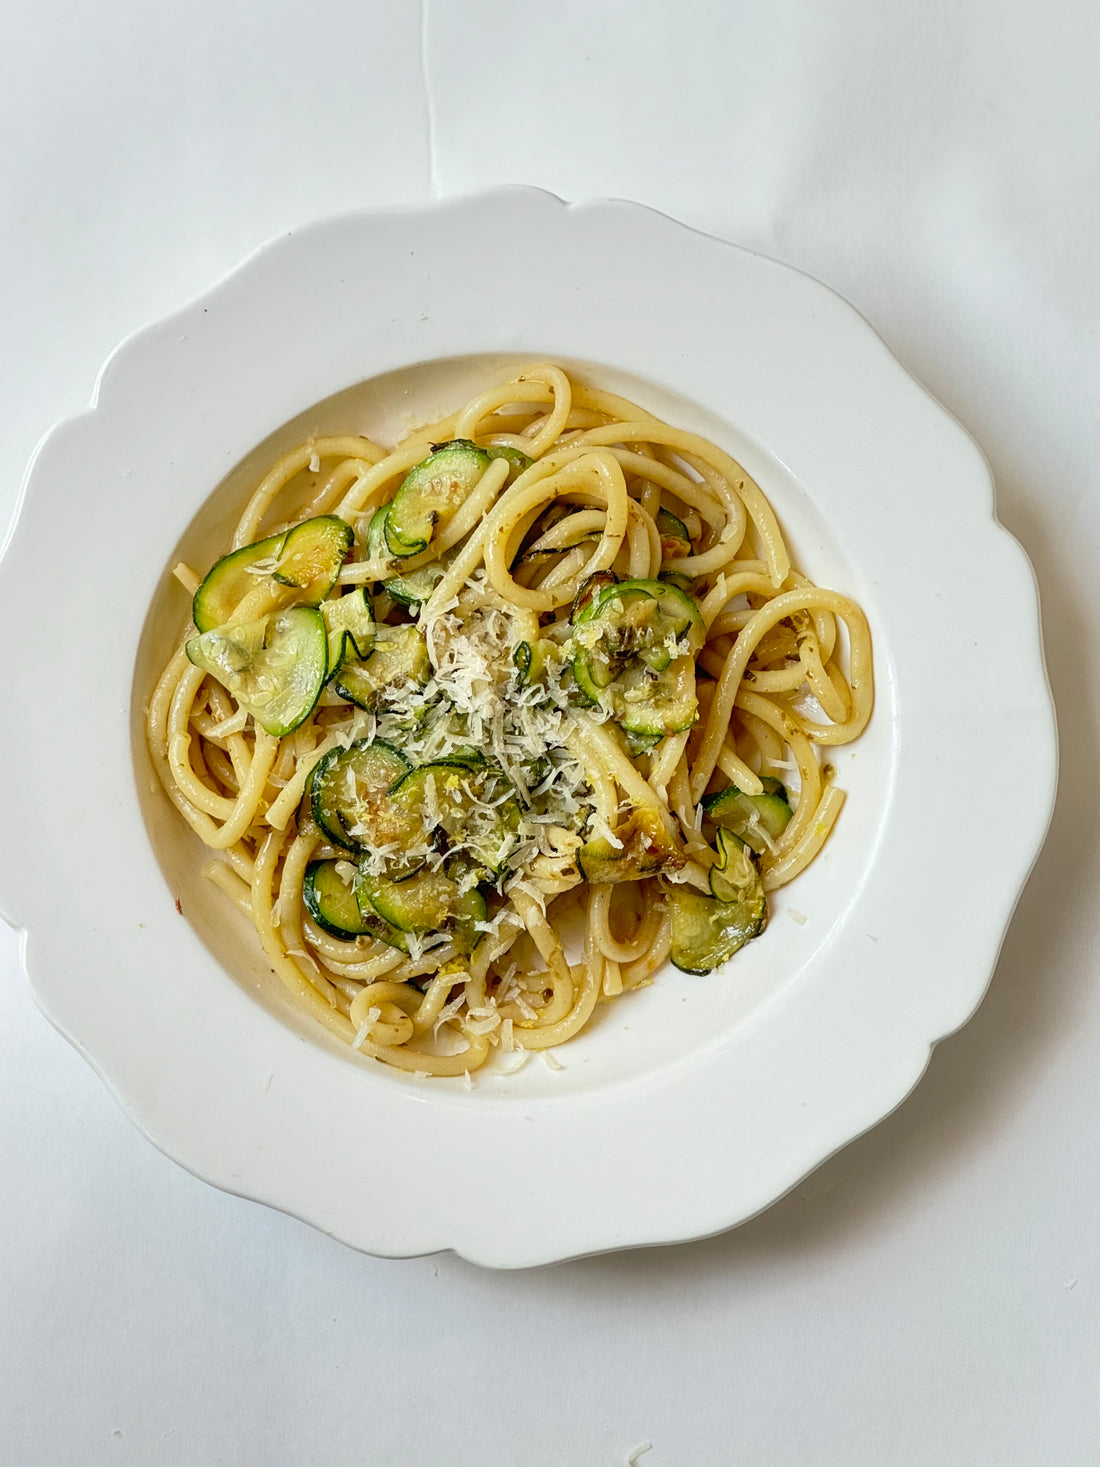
0, 190, 1055, 1267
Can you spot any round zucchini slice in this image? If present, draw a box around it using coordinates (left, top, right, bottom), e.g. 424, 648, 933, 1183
308, 739, 416, 852
669, 881, 766, 975
185, 606, 327, 737
570, 577, 703, 738
701, 780, 793, 855
656, 508, 692, 560
332, 623, 430, 710
192, 531, 284, 632
574, 576, 704, 655
707, 828, 762, 904
616, 654, 698, 740
389, 761, 521, 876
385, 440, 492, 556
359, 869, 459, 933
272, 515, 354, 601
303, 860, 376, 938
321, 587, 375, 676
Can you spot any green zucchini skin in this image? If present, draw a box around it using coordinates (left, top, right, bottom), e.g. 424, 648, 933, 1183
701, 780, 793, 854
332, 623, 429, 710
308, 739, 413, 852
655, 507, 692, 559
366, 506, 392, 565
385, 440, 492, 556
359, 868, 459, 933
568, 576, 703, 741
669, 879, 767, 974
571, 570, 619, 622
185, 606, 328, 737
321, 588, 375, 676
485, 444, 533, 481
303, 859, 376, 938
385, 562, 446, 607
512, 638, 559, 690
192, 531, 283, 633
272, 516, 354, 599
192, 516, 353, 632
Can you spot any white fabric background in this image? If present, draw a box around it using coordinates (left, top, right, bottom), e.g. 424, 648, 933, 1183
2, 2, 1096, 1462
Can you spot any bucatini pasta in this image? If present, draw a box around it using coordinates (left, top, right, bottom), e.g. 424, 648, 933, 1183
146, 365, 873, 1076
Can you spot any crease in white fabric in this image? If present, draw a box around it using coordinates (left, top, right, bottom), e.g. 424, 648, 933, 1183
419, 0, 439, 197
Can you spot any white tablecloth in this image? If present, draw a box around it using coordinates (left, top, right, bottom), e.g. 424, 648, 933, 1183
2, 3, 1096, 1461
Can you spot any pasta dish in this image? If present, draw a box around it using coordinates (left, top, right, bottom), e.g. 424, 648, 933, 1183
147, 365, 873, 1077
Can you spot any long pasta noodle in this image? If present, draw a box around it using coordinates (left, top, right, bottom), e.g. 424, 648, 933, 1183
146, 365, 873, 1077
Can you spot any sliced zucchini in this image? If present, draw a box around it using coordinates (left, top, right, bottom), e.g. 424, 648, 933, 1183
669, 880, 766, 975
616, 654, 698, 741
570, 566, 703, 735
352, 898, 412, 955
574, 577, 704, 664
272, 515, 353, 600
659, 570, 694, 593
485, 444, 533, 481
308, 739, 417, 852
333, 623, 430, 710
656, 507, 692, 559
572, 648, 698, 739
386, 440, 491, 556
573, 646, 697, 742
358, 869, 486, 954
303, 859, 376, 938
192, 517, 352, 633
366, 506, 392, 566
385, 561, 446, 607
192, 531, 284, 632
321, 588, 375, 675
571, 570, 618, 623
701, 779, 793, 855
389, 757, 486, 802
360, 868, 459, 933
390, 761, 521, 876
577, 808, 684, 883
186, 606, 327, 737
512, 637, 558, 689
570, 578, 703, 729
571, 645, 614, 703
453, 887, 487, 957
623, 728, 664, 757
708, 828, 761, 903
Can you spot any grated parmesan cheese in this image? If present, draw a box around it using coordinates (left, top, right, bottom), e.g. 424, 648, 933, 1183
498, 1047, 529, 1075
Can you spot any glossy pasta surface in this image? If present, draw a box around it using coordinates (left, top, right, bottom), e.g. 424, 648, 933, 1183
146, 366, 873, 1076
